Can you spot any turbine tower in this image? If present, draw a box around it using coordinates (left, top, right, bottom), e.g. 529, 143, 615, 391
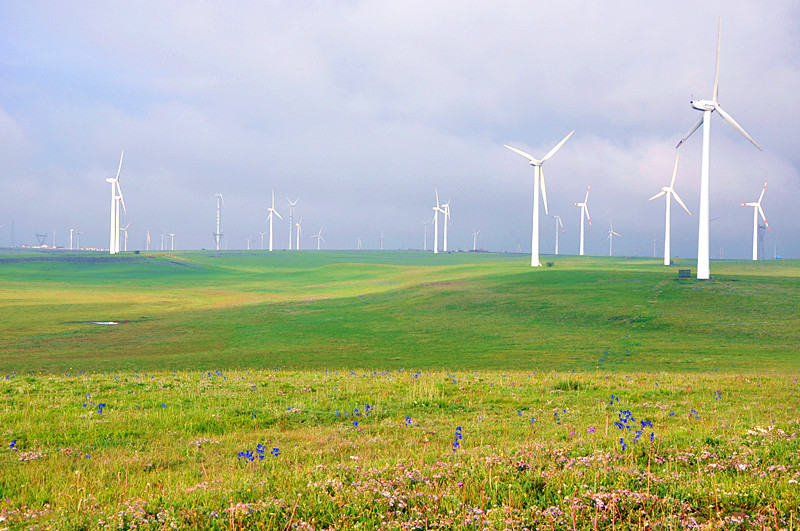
105, 151, 125, 254
432, 189, 445, 254
574, 185, 591, 256
441, 199, 451, 252
295, 218, 302, 250
676, 18, 762, 279
649, 154, 692, 265
739, 180, 769, 261
421, 217, 432, 252
607, 222, 621, 256
311, 226, 324, 250
267, 191, 283, 252
379, 232, 384, 251
120, 223, 130, 252
472, 229, 480, 251
504, 131, 574, 266
213, 194, 224, 257
287, 198, 298, 250
258, 232, 266, 250
146, 229, 151, 251
553, 215, 564, 255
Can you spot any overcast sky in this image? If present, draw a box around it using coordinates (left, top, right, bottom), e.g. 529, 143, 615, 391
1, 1, 798, 259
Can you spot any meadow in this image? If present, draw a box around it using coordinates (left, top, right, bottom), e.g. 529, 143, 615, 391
1, 250, 799, 529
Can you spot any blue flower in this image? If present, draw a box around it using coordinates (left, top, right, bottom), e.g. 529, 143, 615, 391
271, 447, 280, 457
9, 440, 16, 449
352, 420, 358, 427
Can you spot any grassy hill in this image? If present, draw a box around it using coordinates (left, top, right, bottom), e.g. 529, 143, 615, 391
1, 249, 798, 374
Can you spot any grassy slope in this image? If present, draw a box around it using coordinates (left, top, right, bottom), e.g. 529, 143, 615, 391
1, 250, 798, 374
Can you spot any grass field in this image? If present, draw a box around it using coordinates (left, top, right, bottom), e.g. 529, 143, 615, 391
1, 250, 799, 529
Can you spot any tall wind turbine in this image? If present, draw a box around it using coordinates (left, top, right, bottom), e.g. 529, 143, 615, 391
574, 185, 591, 256
553, 215, 564, 255
146, 229, 151, 251
676, 18, 762, 279
213, 194, 224, 257
295, 218, 302, 250
471, 229, 480, 251
258, 232, 266, 250
105, 151, 125, 254
441, 199, 451, 252
649, 154, 692, 265
357, 237, 362, 250
287, 198, 298, 250
505, 131, 574, 266
267, 191, 283, 252
432, 189, 445, 254
169, 232, 175, 251
379, 232, 384, 251
69, 228, 74, 250
739, 180, 769, 261
421, 218, 432, 252
607, 222, 621, 256
120, 223, 130, 252
311, 226, 324, 250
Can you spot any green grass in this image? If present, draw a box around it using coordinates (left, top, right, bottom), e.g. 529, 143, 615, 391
1, 250, 799, 529
1, 250, 799, 374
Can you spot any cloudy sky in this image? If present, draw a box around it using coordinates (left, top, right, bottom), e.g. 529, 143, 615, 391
1, 1, 798, 258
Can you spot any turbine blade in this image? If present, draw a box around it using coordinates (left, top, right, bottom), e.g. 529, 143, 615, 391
116, 182, 127, 213
540, 168, 549, 215
715, 104, 763, 151
504, 144, 537, 163
676, 117, 704, 148
672, 190, 692, 216
541, 130, 574, 162
670, 153, 680, 188
585, 205, 591, 226
649, 190, 667, 201
116, 151, 124, 180
274, 210, 283, 220
713, 18, 721, 104
584, 185, 590, 204
757, 180, 767, 204
758, 205, 768, 226
435, 188, 440, 206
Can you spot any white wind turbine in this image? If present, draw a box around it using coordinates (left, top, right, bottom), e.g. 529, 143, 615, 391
676, 18, 762, 279
357, 237, 362, 250
258, 232, 266, 250
295, 218, 302, 250
379, 232, 384, 251
421, 217, 432, 252
146, 229, 151, 251
120, 222, 130, 252
552, 215, 564, 255
267, 191, 283, 252
432, 189, 445, 254
607, 222, 621, 256
739, 180, 769, 261
649, 154, 692, 265
213, 194, 224, 256
441, 199, 451, 252
105, 151, 125, 254
574, 185, 591, 256
311, 226, 324, 250
504, 131, 574, 266
287, 198, 298, 250
471, 229, 480, 251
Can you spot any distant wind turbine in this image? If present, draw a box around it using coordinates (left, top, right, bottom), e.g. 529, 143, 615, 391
676, 18, 762, 279
120, 222, 130, 252
432, 189, 445, 254
146, 229, 151, 251
258, 231, 266, 250
574, 185, 591, 256
379, 232, 384, 251
213, 194, 224, 256
287, 198, 298, 250
357, 237, 362, 250
471, 229, 480, 251
552, 215, 564, 255
421, 217, 432, 252
504, 131, 574, 266
311, 226, 324, 250
295, 218, 302, 250
441, 199, 451, 252
649, 154, 691, 265
739, 180, 769, 261
105, 151, 125, 254
168, 232, 175, 251
267, 190, 283, 252
607, 222, 621, 256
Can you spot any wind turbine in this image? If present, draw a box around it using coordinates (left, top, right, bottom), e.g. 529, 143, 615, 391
472, 229, 480, 251
441, 199, 451, 252
295, 218, 302, 250
649, 154, 692, 265
357, 237, 362, 250
421, 217, 432, 252
574, 185, 591, 256
379, 232, 384, 251
120, 222, 130, 252
739, 180, 769, 261
213, 194, 224, 256
105, 151, 125, 254
169, 232, 175, 251
676, 18, 762, 279
267, 191, 283, 252
504, 131, 574, 266
311, 226, 324, 250
287, 198, 298, 250
246, 235, 252, 251
552, 215, 564, 255
607, 222, 621, 256
69, 228, 74, 250
146, 229, 151, 251
432, 189, 445, 254
258, 232, 266, 250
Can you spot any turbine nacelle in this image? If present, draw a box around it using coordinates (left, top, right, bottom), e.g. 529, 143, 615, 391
690, 99, 716, 112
